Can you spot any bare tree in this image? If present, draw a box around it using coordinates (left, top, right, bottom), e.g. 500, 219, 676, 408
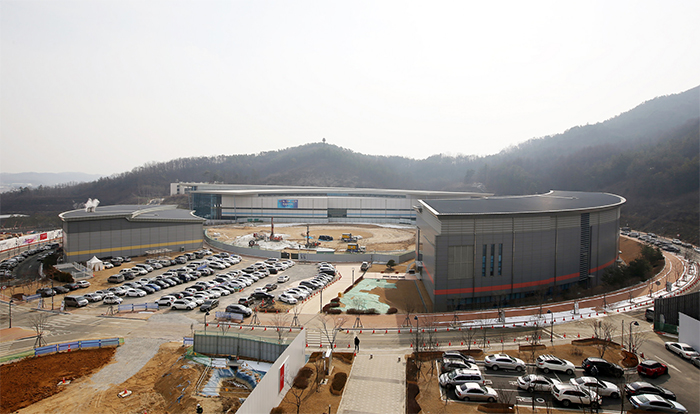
460, 324, 477, 351
623, 324, 648, 355
317, 314, 346, 374
29, 313, 49, 348
589, 320, 617, 358
271, 312, 290, 344
285, 370, 310, 414
402, 301, 416, 327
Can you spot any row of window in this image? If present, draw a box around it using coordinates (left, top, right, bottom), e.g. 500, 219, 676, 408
481, 244, 503, 277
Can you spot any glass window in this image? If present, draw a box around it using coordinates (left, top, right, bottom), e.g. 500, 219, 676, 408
481, 245, 487, 277
490, 244, 495, 276
498, 243, 503, 276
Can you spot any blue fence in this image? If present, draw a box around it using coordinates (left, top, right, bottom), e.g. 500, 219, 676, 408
183, 337, 194, 346
34, 337, 121, 356
117, 303, 159, 312
214, 311, 244, 322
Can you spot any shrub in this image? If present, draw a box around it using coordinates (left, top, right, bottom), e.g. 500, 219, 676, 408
331, 372, 347, 393
270, 407, 284, 414
293, 366, 313, 389
366, 308, 378, 315
326, 308, 342, 314
330, 297, 340, 303
387, 307, 398, 314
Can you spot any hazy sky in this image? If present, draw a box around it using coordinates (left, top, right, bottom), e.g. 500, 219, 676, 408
1, 1, 698, 175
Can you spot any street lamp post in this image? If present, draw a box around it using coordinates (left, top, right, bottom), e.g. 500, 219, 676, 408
629, 321, 639, 353
204, 311, 210, 332
352, 268, 355, 285
547, 310, 553, 344
9, 299, 13, 329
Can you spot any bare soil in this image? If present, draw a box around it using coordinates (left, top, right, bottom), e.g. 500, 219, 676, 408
212, 223, 416, 253
274, 352, 354, 414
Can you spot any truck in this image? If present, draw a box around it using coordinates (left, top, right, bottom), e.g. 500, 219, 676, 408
341, 233, 357, 242
346, 243, 366, 253
360, 261, 370, 271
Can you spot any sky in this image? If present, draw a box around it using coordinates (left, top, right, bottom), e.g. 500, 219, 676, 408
1, 1, 698, 176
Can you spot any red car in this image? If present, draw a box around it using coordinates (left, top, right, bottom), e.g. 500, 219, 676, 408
637, 359, 668, 378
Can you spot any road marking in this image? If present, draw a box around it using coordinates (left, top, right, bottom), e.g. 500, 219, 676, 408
654, 357, 681, 373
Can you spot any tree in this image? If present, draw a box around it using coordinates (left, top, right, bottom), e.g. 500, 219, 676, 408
285, 369, 311, 414
317, 315, 346, 374
29, 313, 49, 348
386, 260, 396, 270
589, 320, 617, 358
271, 312, 290, 344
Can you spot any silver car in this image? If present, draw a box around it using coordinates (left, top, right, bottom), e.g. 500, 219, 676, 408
517, 374, 561, 392
569, 376, 620, 398
455, 382, 498, 402
484, 354, 526, 372
630, 394, 688, 414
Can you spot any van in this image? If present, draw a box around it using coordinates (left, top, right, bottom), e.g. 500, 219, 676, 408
64, 295, 88, 307
108, 274, 125, 284
645, 307, 654, 322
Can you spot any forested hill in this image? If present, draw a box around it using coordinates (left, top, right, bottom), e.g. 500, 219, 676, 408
2, 86, 698, 243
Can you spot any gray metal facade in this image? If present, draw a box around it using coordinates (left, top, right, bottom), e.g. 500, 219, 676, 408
60, 205, 204, 262
416, 191, 624, 312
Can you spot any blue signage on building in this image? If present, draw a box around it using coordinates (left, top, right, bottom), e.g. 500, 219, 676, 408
278, 199, 298, 208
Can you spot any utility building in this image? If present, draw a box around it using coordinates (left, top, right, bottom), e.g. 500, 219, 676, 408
59, 204, 205, 262
415, 190, 625, 311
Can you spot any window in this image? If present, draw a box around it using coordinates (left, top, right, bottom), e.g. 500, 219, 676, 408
490, 244, 495, 276
498, 243, 503, 276
481, 245, 487, 277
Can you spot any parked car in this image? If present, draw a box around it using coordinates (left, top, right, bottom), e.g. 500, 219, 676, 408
645, 307, 654, 321
53, 286, 70, 294
569, 377, 620, 398
156, 295, 177, 306
484, 354, 525, 372
238, 297, 255, 306
517, 374, 561, 393
200, 299, 219, 312
629, 394, 687, 414
625, 381, 676, 400
75, 280, 90, 288
125, 288, 147, 298
637, 359, 669, 378
64, 295, 89, 307
36, 287, 56, 297
264, 283, 278, 292
108, 274, 125, 284
551, 384, 601, 408
103, 293, 123, 305
225, 304, 252, 317
171, 299, 196, 310
665, 342, 700, 359
441, 357, 478, 373
537, 354, 576, 375
581, 357, 623, 378
83, 292, 104, 302
278, 293, 298, 304
63, 282, 80, 291
455, 382, 498, 402
692, 356, 700, 368
438, 369, 485, 388
441, 352, 476, 366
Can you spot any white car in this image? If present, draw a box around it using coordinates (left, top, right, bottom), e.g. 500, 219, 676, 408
665, 342, 700, 359
189, 296, 206, 306
83, 292, 104, 302
517, 374, 561, 393
286, 288, 309, 299
484, 354, 526, 372
210, 287, 230, 296
75, 280, 91, 288
278, 293, 298, 304
277, 274, 290, 283
157, 295, 176, 306
205, 290, 221, 299
551, 384, 601, 408
171, 299, 196, 310
536, 354, 576, 375
102, 262, 114, 269
569, 377, 620, 398
103, 293, 123, 305
125, 288, 147, 297
455, 382, 498, 402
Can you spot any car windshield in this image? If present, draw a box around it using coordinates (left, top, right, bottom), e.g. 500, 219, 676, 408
682, 345, 697, 352
636, 395, 649, 403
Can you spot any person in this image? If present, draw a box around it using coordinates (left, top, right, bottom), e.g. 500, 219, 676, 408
354, 335, 360, 353
196, 403, 203, 413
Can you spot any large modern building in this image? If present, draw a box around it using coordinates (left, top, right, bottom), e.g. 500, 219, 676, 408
171, 183, 488, 224
415, 190, 626, 311
59, 204, 205, 262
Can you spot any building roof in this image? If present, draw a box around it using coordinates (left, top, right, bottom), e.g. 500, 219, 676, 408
178, 183, 489, 198
59, 204, 205, 222
419, 190, 625, 216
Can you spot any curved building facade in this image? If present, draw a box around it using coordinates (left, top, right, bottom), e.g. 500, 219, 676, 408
60, 205, 205, 262
415, 191, 625, 311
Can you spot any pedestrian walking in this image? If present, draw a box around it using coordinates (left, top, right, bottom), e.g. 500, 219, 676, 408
354, 335, 360, 353
196, 403, 203, 413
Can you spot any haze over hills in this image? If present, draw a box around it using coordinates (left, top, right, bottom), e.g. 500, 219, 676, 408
0, 172, 105, 193
1, 86, 698, 243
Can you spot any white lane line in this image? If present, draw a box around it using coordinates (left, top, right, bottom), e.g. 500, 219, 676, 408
654, 357, 681, 373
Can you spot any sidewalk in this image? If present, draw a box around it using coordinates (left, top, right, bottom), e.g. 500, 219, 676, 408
338, 352, 405, 414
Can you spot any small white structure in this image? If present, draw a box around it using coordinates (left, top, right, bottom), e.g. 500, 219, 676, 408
86, 256, 104, 272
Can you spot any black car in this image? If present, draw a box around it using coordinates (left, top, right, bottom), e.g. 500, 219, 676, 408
318, 235, 333, 241
53, 286, 70, 294
200, 299, 219, 312
251, 291, 274, 300
625, 381, 676, 400
264, 283, 278, 292
582, 357, 623, 378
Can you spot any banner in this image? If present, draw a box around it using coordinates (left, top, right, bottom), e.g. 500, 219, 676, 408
277, 199, 298, 209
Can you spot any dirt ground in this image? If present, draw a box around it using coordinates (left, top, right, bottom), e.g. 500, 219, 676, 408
274, 352, 354, 414
0, 347, 117, 413
10, 342, 225, 414
415, 342, 628, 414
211, 223, 416, 253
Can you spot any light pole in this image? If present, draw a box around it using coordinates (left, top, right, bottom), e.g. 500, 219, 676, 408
352, 268, 355, 285
204, 311, 210, 332
9, 299, 13, 328
547, 309, 553, 344
629, 321, 639, 353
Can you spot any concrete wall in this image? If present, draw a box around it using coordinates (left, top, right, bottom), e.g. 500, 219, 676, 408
237, 330, 307, 414
679, 313, 700, 354
193, 331, 291, 361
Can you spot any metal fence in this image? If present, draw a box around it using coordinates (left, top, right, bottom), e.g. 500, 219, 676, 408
117, 303, 159, 312
193, 330, 292, 361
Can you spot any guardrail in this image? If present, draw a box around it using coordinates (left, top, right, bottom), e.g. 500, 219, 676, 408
0, 337, 123, 364
117, 303, 159, 312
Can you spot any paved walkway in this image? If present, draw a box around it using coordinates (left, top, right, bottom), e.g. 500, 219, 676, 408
338, 352, 405, 414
